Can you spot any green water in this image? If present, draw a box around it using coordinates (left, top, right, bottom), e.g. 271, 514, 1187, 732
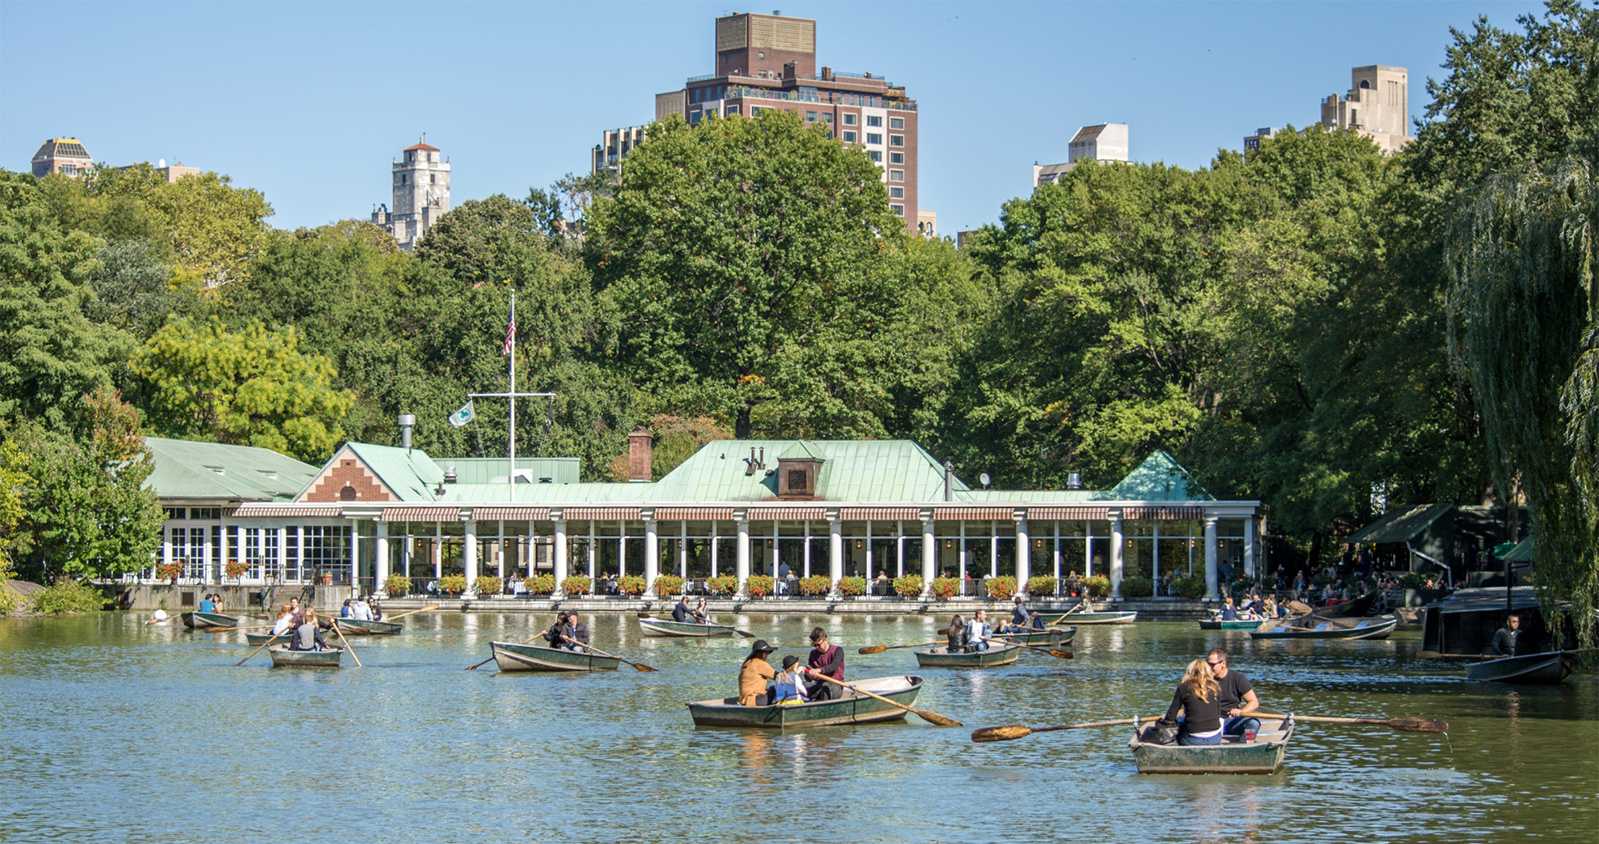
1, 612, 1593, 843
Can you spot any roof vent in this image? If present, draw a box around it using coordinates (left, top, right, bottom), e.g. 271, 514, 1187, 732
206, 465, 225, 476
1067, 472, 1082, 490
444, 465, 457, 484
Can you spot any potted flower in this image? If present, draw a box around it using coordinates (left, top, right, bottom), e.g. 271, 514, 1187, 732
225, 560, 247, 583
618, 575, 647, 596
706, 575, 739, 596
652, 574, 685, 597
560, 574, 591, 596
746, 575, 775, 597
837, 576, 866, 597
893, 574, 924, 598
383, 574, 410, 596
156, 562, 181, 583
473, 576, 502, 596
1169, 574, 1206, 599
929, 576, 959, 601
985, 575, 1018, 600
1121, 576, 1154, 598
525, 573, 556, 596
1083, 574, 1111, 598
1026, 575, 1057, 597
437, 575, 468, 596
798, 575, 832, 597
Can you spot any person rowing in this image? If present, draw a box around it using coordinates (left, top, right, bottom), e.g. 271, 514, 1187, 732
672, 595, 692, 623
291, 609, 329, 652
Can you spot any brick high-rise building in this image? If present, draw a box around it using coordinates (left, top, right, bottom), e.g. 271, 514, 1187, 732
653, 12, 924, 233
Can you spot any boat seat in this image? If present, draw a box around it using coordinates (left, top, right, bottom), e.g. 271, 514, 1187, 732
1314, 623, 1332, 631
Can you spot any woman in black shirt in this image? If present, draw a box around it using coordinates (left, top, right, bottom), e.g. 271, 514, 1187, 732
1165, 658, 1224, 746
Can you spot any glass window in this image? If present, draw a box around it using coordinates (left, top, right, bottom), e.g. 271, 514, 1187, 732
890, 116, 904, 129
889, 169, 904, 182
868, 150, 882, 162
842, 113, 858, 126
805, 110, 817, 121
890, 204, 904, 216
866, 133, 882, 145
843, 131, 857, 143
726, 105, 740, 116
866, 115, 882, 127
889, 152, 904, 164
889, 186, 904, 198
890, 135, 904, 147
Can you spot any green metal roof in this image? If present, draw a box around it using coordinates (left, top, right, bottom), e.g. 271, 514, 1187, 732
143, 437, 319, 502
445, 457, 581, 485
1347, 503, 1455, 544
647, 439, 968, 502
1103, 450, 1213, 501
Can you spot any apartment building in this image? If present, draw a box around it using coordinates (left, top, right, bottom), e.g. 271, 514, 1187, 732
1033, 123, 1130, 189
31, 137, 93, 178
1320, 65, 1411, 154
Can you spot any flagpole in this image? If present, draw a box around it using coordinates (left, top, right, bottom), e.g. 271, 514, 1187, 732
508, 293, 516, 497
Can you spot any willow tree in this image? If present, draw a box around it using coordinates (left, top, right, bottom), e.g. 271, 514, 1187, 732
1448, 158, 1599, 646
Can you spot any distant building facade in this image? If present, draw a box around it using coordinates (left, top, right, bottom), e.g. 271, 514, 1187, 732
651, 12, 925, 234
593, 126, 648, 179
31, 137, 92, 178
1243, 127, 1283, 159
1320, 65, 1411, 154
372, 137, 451, 250
1033, 123, 1130, 189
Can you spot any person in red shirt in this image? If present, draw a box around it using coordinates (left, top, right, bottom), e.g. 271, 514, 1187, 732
805, 627, 845, 701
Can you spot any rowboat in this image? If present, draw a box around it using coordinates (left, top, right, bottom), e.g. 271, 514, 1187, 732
1316, 592, 1378, 618
245, 632, 292, 646
1465, 652, 1572, 685
182, 611, 240, 629
332, 617, 404, 635
1199, 619, 1264, 631
1054, 626, 1077, 644
490, 641, 621, 672
914, 644, 1022, 668
1042, 610, 1138, 625
992, 629, 1057, 645
1250, 614, 1398, 641
267, 644, 343, 668
687, 675, 924, 728
1128, 713, 1294, 774
639, 618, 734, 638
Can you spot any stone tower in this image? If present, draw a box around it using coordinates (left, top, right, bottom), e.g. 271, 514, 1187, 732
372, 136, 450, 250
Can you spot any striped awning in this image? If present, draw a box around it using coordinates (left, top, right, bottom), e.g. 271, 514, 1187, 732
1027, 506, 1110, 521
382, 507, 460, 522
933, 507, 1015, 521
230, 505, 344, 518
1120, 506, 1204, 520
746, 506, 827, 521
473, 507, 550, 521
839, 506, 922, 521
653, 507, 736, 521
562, 507, 641, 521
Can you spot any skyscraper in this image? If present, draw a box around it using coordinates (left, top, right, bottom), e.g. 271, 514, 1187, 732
371, 136, 451, 250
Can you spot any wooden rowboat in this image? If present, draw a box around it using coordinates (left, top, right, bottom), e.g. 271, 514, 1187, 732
1041, 610, 1138, 625
1199, 619, 1264, 631
1465, 652, 1572, 685
639, 618, 734, 638
182, 611, 240, 629
687, 675, 924, 728
1053, 626, 1077, 644
993, 629, 1058, 645
1251, 614, 1398, 641
1128, 713, 1294, 774
246, 632, 292, 646
914, 644, 1022, 668
490, 641, 621, 672
332, 617, 404, 635
267, 644, 343, 668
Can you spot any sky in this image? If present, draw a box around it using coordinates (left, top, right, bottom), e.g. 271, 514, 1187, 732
0, 1, 1555, 235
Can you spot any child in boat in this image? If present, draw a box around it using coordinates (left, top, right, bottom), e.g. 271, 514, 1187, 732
773, 655, 809, 705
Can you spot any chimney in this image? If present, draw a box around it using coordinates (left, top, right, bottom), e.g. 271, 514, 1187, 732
944, 461, 955, 502
398, 413, 416, 451
821, 66, 832, 81
628, 427, 653, 482
1067, 472, 1082, 490
746, 447, 759, 476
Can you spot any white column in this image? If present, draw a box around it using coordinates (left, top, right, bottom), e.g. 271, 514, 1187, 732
1053, 522, 1062, 584
678, 521, 688, 578
1110, 510, 1124, 598
496, 520, 506, 582
617, 522, 626, 580
1243, 515, 1256, 579
587, 522, 596, 580
553, 513, 568, 597
1084, 522, 1093, 577
959, 522, 967, 578
463, 517, 478, 595
828, 513, 843, 595
276, 526, 287, 582
735, 513, 751, 595
1204, 516, 1219, 600
896, 521, 905, 578
432, 526, 442, 580
770, 522, 779, 578
803, 521, 812, 579
990, 521, 998, 578
644, 511, 659, 590
348, 523, 359, 596
375, 519, 389, 594
920, 514, 935, 598
710, 522, 719, 578
865, 522, 874, 580
219, 523, 230, 584
1015, 512, 1030, 592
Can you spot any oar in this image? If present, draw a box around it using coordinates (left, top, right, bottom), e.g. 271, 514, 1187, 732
1290, 714, 1448, 733
971, 717, 1153, 743
204, 623, 275, 633
379, 603, 439, 623
236, 631, 284, 666
331, 621, 362, 668
467, 631, 545, 670
1051, 602, 1087, 626
579, 643, 656, 672
1011, 642, 1075, 660
807, 673, 961, 727
858, 640, 943, 655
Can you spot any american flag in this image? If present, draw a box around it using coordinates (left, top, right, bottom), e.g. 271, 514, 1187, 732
502, 316, 516, 356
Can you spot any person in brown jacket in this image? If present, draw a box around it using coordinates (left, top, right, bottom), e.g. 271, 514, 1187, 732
738, 640, 777, 705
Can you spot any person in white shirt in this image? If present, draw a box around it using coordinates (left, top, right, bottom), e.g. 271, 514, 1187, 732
270, 604, 295, 636
966, 609, 993, 652
353, 598, 372, 621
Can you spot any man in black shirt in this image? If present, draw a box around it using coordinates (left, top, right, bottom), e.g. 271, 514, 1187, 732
1490, 613, 1520, 656
1206, 647, 1261, 737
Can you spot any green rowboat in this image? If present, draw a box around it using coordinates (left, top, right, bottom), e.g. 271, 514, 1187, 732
1199, 619, 1264, 631
246, 632, 292, 646
267, 644, 343, 668
1128, 714, 1295, 774
1250, 615, 1398, 641
490, 641, 622, 672
687, 675, 924, 728
1042, 610, 1138, 625
182, 611, 240, 629
992, 629, 1058, 645
914, 644, 1022, 668
639, 618, 734, 638
332, 617, 404, 635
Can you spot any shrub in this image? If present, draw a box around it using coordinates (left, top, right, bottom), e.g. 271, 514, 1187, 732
747, 575, 775, 597
618, 575, 647, 596
383, 574, 410, 596
985, 575, 1018, 600
706, 574, 739, 596
1083, 574, 1111, 597
30, 579, 108, 615
437, 575, 468, 595
837, 576, 866, 597
560, 575, 591, 596
155, 562, 181, 581
1121, 576, 1154, 598
473, 576, 502, 596
1026, 576, 1057, 596
521, 573, 554, 595
652, 574, 685, 597
1169, 575, 1206, 599
225, 560, 248, 580
798, 575, 832, 596
1397, 572, 1428, 590
893, 574, 924, 598
929, 576, 959, 601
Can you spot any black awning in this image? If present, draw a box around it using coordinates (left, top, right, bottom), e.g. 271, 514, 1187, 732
1347, 503, 1454, 544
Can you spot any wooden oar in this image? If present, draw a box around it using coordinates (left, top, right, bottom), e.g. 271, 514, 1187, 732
204, 623, 275, 632
331, 621, 362, 668
1011, 642, 1074, 660
579, 643, 657, 672
971, 717, 1152, 743
1290, 714, 1448, 733
236, 631, 284, 666
807, 673, 961, 727
467, 631, 546, 670
1050, 601, 1087, 626
858, 640, 943, 655
378, 603, 439, 623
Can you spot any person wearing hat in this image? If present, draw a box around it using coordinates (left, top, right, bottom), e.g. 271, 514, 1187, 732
738, 640, 777, 706
772, 655, 809, 705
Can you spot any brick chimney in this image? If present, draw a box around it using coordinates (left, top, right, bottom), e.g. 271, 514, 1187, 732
628, 427, 653, 482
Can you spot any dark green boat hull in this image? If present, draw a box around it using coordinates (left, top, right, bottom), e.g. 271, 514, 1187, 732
491, 641, 621, 672
687, 675, 924, 728
914, 644, 1022, 668
1128, 715, 1294, 774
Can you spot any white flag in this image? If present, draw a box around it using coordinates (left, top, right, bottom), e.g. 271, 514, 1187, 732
448, 400, 475, 428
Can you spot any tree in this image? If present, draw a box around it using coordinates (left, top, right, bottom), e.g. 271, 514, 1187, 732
128, 317, 354, 462
587, 111, 907, 437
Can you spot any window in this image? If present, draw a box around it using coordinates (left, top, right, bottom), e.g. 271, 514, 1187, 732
890, 186, 904, 199
726, 105, 740, 116
164, 507, 186, 520
889, 152, 904, 164
889, 116, 904, 130
868, 150, 882, 162
806, 110, 817, 121
864, 133, 880, 145
842, 113, 858, 126
889, 135, 904, 147
750, 105, 766, 115
890, 204, 905, 216
843, 131, 857, 143
889, 169, 904, 182
866, 115, 882, 127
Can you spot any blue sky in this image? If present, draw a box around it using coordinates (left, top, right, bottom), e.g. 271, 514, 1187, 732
1, 1, 1553, 234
